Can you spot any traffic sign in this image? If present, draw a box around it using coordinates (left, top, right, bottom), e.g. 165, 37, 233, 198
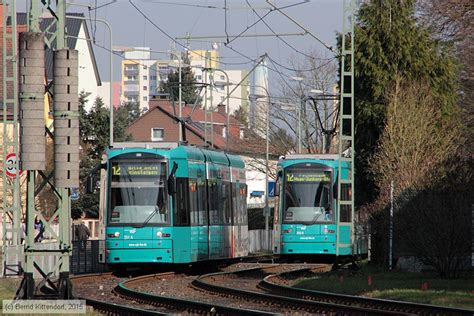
71, 188, 79, 200
268, 181, 276, 197
5, 153, 21, 178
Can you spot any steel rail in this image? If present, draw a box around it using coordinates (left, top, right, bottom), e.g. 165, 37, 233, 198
116, 274, 272, 316
260, 268, 474, 316
193, 267, 410, 315
71, 272, 167, 315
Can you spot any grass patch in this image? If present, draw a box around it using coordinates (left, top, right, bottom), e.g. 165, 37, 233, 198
0, 278, 19, 300
295, 264, 474, 309
0, 278, 20, 312
366, 289, 474, 309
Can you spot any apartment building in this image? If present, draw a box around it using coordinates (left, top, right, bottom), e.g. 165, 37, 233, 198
121, 48, 249, 115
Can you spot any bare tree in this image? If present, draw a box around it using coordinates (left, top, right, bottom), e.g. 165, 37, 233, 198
417, 0, 474, 153
370, 79, 460, 202
273, 51, 339, 154
368, 79, 470, 277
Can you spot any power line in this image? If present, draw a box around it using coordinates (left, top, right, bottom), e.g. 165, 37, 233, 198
128, 0, 254, 66
265, 0, 338, 56
226, 9, 272, 45
246, 0, 332, 62
267, 54, 337, 73
136, 0, 225, 9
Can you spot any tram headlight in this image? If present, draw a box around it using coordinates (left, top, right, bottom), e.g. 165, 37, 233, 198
157, 231, 163, 237
114, 232, 120, 238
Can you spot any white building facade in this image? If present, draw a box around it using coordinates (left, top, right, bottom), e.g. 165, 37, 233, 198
121, 48, 249, 114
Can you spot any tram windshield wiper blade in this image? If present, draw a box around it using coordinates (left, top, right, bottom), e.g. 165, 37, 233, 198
131, 205, 160, 228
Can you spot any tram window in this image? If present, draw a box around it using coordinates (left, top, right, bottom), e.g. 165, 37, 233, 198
197, 177, 207, 225
189, 179, 199, 225
209, 180, 223, 225
174, 178, 190, 226
240, 184, 247, 223
222, 182, 232, 225
232, 183, 239, 224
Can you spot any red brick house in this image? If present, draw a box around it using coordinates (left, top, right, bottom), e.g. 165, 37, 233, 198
127, 98, 268, 155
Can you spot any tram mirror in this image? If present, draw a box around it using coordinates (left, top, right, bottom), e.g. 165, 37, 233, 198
167, 176, 176, 195
167, 162, 178, 195
86, 176, 94, 194
274, 170, 282, 196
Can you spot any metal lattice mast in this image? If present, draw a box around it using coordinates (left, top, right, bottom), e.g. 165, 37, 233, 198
17, 0, 76, 299
336, 0, 355, 256
1, 0, 22, 277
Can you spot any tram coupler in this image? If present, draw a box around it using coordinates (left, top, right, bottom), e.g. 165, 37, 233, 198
15, 272, 35, 299
58, 272, 73, 299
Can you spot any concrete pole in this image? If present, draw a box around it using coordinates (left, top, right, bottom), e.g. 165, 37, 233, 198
298, 99, 302, 153
265, 98, 270, 251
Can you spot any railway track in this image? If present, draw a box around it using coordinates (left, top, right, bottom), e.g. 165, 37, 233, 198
259, 267, 474, 316
71, 266, 272, 315
192, 265, 411, 315
72, 264, 473, 315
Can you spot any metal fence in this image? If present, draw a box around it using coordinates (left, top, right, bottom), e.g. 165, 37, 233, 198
70, 240, 107, 275
3, 229, 272, 278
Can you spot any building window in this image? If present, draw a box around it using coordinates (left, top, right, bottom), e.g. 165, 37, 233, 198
196, 75, 202, 80
143, 96, 147, 101
143, 75, 148, 80
143, 86, 147, 91
125, 65, 138, 71
143, 65, 148, 70
150, 75, 157, 80
220, 85, 225, 91
151, 128, 164, 141
126, 75, 137, 81
220, 75, 225, 81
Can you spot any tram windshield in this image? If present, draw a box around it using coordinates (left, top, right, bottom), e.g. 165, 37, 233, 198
108, 159, 169, 226
283, 168, 333, 223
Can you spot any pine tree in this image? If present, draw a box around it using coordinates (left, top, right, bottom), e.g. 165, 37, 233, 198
352, 0, 459, 206
162, 54, 199, 105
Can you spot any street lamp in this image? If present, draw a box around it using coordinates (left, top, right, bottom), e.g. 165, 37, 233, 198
250, 84, 271, 252
112, 46, 183, 142
67, 15, 113, 146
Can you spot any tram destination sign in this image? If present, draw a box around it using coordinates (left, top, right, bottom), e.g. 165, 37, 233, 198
111, 162, 163, 179
286, 171, 331, 183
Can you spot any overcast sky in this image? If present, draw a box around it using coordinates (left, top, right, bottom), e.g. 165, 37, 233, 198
20, 1, 344, 87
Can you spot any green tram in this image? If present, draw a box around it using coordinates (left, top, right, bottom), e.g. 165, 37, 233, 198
96, 143, 248, 265
273, 154, 367, 260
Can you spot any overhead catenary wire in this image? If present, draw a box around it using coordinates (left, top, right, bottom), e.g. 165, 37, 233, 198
265, 0, 338, 56
245, 0, 332, 62
129, 0, 254, 66
130, 0, 333, 74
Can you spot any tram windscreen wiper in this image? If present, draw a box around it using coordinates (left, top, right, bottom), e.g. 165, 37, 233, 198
132, 205, 160, 228
131, 186, 166, 228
